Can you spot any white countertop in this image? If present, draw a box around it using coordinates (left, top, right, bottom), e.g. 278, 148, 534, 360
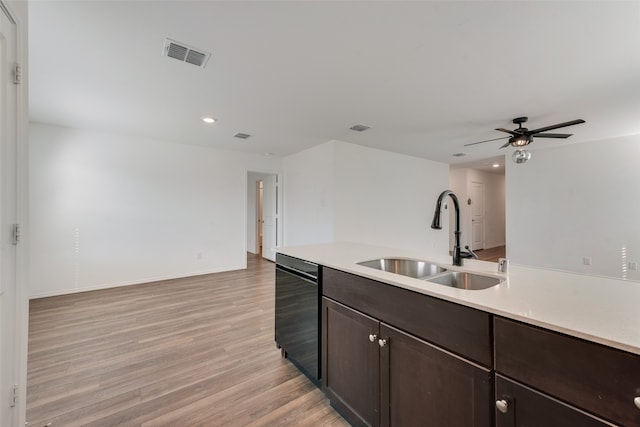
277, 242, 640, 356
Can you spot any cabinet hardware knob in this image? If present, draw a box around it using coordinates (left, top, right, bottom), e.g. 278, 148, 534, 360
635, 397, 640, 410
368, 334, 377, 343
378, 338, 387, 347
496, 399, 509, 414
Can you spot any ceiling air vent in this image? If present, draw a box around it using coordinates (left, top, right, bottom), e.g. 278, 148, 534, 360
349, 124, 371, 132
452, 153, 467, 157
164, 38, 211, 68
234, 132, 252, 140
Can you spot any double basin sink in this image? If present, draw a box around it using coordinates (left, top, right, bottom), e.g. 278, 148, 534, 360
357, 258, 503, 290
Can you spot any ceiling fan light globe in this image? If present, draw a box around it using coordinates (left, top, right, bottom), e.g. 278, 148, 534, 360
512, 149, 531, 164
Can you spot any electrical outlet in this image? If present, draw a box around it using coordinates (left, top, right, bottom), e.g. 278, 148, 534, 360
629, 261, 638, 271
582, 257, 592, 266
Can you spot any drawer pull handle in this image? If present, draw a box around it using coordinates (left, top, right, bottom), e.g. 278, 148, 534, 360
378, 338, 387, 348
368, 334, 377, 343
635, 397, 640, 410
496, 399, 509, 414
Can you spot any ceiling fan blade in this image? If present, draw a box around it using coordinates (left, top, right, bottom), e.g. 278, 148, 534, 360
499, 140, 512, 149
534, 133, 572, 139
495, 128, 518, 136
528, 119, 585, 134
463, 136, 509, 147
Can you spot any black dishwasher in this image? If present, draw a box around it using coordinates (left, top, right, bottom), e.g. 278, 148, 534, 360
275, 253, 321, 386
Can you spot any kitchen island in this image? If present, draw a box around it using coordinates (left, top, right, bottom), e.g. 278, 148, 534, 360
277, 242, 640, 426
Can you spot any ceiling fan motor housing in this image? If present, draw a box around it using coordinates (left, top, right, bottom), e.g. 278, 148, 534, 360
509, 134, 533, 147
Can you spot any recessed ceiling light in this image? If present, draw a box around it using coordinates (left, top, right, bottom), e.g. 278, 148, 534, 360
202, 117, 216, 124
492, 163, 500, 168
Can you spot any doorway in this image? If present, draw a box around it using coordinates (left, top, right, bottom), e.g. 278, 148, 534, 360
449, 157, 506, 259
247, 172, 279, 262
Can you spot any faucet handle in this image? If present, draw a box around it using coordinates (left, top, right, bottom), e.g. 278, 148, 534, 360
498, 258, 509, 273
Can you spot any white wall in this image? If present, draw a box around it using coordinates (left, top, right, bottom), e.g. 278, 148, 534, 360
283, 140, 449, 254
283, 141, 335, 246
29, 123, 282, 297
506, 134, 640, 281
449, 168, 468, 251
332, 142, 449, 253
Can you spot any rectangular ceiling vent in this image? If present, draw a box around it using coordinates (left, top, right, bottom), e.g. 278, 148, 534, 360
164, 38, 211, 68
234, 132, 252, 140
349, 124, 371, 132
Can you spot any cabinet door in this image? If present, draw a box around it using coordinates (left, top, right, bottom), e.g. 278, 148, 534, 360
322, 298, 380, 427
495, 375, 612, 427
380, 323, 492, 427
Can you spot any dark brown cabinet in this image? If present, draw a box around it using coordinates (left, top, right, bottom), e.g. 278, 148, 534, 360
495, 375, 609, 427
494, 317, 640, 426
379, 323, 491, 426
323, 267, 492, 367
322, 269, 493, 427
323, 298, 379, 426
317, 264, 640, 427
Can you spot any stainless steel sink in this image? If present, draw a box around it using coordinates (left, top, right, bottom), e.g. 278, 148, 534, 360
357, 258, 447, 279
426, 271, 502, 290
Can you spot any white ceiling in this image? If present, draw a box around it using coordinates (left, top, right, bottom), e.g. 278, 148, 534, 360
28, 1, 640, 164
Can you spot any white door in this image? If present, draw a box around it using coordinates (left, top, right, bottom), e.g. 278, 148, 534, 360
256, 181, 263, 254
261, 175, 278, 262
0, 5, 19, 425
471, 182, 485, 250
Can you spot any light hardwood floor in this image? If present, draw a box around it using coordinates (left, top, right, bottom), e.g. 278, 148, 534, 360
474, 245, 506, 263
27, 254, 348, 427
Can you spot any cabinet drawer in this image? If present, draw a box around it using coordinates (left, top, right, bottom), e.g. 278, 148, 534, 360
494, 317, 640, 426
323, 267, 492, 366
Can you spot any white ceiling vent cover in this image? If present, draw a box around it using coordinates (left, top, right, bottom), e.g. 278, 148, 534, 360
163, 38, 211, 68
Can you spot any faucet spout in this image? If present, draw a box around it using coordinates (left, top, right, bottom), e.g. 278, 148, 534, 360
431, 190, 474, 266
431, 190, 460, 230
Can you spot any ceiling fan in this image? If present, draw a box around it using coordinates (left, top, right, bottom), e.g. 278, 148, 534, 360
464, 116, 586, 149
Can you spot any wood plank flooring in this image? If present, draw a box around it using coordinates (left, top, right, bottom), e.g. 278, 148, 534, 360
27, 254, 348, 427
474, 245, 506, 263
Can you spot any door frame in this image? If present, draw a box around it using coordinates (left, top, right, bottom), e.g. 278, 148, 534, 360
0, 1, 28, 425
470, 181, 485, 251
256, 180, 263, 254
245, 170, 283, 263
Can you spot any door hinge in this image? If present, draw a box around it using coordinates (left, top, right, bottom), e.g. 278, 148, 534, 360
12, 224, 20, 245
12, 63, 21, 85
10, 384, 17, 407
